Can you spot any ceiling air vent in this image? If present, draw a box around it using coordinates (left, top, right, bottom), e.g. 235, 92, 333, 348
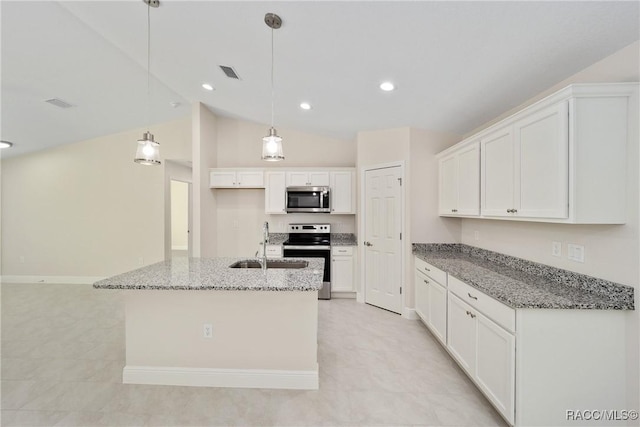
45, 98, 74, 109
219, 65, 240, 80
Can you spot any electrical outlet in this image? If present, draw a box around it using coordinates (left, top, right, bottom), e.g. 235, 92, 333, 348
474, 231, 480, 241
552, 242, 562, 257
203, 323, 213, 338
138, 257, 144, 266
567, 244, 585, 263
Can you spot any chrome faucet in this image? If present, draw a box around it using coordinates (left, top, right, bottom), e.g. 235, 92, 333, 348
260, 221, 269, 271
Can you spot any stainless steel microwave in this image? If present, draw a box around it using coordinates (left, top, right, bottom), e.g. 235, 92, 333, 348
286, 186, 330, 213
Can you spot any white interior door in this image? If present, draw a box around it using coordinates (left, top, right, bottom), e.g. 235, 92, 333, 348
170, 180, 191, 258
364, 166, 402, 314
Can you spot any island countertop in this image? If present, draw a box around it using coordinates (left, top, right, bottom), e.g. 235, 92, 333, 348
93, 257, 324, 291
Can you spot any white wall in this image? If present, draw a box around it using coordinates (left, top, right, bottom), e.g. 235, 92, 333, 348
211, 116, 357, 257
458, 40, 640, 417
1, 117, 191, 279
170, 180, 189, 250
191, 103, 218, 258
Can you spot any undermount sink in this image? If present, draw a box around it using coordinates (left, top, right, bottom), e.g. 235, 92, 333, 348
229, 260, 309, 269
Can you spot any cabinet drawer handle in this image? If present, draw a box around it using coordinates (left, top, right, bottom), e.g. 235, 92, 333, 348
451, 209, 458, 213
513, 209, 518, 213
506, 209, 512, 213
467, 292, 478, 300
424, 267, 430, 272
423, 279, 429, 284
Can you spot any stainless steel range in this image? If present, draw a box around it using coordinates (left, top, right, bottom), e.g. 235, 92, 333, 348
283, 223, 331, 300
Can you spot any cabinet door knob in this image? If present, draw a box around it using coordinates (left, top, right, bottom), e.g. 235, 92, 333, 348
512, 209, 518, 213
364, 241, 373, 247
423, 279, 429, 284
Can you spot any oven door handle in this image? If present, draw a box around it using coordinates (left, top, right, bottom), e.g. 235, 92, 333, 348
283, 245, 331, 251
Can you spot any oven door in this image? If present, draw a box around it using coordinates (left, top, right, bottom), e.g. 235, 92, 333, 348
283, 246, 331, 300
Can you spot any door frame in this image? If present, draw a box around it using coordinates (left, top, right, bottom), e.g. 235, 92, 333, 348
357, 161, 406, 314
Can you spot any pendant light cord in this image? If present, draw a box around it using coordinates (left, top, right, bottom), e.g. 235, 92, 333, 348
147, 1, 151, 131
270, 25, 274, 129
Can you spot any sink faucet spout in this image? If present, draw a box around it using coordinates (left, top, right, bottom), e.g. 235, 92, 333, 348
261, 221, 269, 271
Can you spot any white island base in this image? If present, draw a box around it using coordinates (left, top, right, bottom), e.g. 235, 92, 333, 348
122, 290, 319, 390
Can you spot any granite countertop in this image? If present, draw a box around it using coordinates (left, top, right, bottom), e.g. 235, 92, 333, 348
413, 244, 634, 310
331, 233, 357, 246
93, 257, 324, 291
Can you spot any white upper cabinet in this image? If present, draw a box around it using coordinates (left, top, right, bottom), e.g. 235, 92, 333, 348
330, 171, 355, 214
264, 171, 287, 214
210, 169, 264, 188
440, 83, 638, 224
481, 102, 569, 219
438, 141, 480, 216
287, 171, 330, 187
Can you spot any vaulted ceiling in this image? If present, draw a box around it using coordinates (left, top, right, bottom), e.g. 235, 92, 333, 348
2, 1, 638, 158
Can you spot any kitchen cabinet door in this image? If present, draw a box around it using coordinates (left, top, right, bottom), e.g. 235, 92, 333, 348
414, 269, 430, 323
514, 102, 569, 219
331, 253, 354, 292
481, 127, 514, 217
287, 171, 330, 187
438, 154, 457, 215
236, 170, 264, 188
447, 292, 476, 376
210, 171, 237, 188
456, 143, 480, 215
476, 311, 515, 425
330, 171, 355, 214
265, 171, 287, 214
428, 279, 447, 345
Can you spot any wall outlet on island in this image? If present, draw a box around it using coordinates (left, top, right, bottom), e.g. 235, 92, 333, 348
203, 323, 213, 339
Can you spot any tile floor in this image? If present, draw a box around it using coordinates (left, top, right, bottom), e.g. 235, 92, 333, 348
1, 283, 507, 426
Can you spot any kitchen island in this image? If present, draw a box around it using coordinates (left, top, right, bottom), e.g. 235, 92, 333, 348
94, 257, 324, 390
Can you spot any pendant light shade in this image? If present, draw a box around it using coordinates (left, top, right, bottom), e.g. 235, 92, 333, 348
262, 13, 284, 162
135, 0, 161, 165
262, 127, 284, 161
135, 131, 161, 165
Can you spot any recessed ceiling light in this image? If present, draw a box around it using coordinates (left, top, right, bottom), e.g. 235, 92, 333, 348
379, 81, 395, 92
0, 140, 14, 149
202, 83, 214, 91
300, 102, 312, 110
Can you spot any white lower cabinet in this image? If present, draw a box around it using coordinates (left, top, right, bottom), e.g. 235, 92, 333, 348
415, 255, 626, 427
475, 311, 515, 423
331, 246, 356, 293
414, 258, 448, 345
447, 280, 516, 425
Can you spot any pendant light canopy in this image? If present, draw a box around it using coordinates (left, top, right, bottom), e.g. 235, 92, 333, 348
134, 0, 161, 165
262, 13, 284, 162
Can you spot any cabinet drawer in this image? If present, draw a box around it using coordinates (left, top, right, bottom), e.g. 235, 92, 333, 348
414, 257, 447, 285
448, 275, 515, 332
332, 246, 353, 256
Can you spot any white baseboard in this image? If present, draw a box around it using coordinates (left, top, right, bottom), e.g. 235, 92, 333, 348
331, 291, 357, 299
123, 365, 319, 390
172, 245, 188, 251
1, 275, 106, 285
403, 307, 418, 320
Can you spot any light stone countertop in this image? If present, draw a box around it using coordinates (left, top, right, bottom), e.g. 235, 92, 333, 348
93, 257, 324, 291
413, 244, 633, 310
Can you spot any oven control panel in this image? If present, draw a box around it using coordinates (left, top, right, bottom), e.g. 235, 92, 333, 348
288, 223, 331, 233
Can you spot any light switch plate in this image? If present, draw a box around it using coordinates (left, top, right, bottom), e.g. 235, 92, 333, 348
552, 242, 562, 257
567, 244, 585, 263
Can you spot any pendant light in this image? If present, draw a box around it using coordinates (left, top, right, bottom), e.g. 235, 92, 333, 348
262, 13, 284, 162
134, 0, 161, 165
